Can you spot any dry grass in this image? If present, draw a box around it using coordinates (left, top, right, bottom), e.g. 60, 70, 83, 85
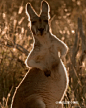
0, 0, 86, 108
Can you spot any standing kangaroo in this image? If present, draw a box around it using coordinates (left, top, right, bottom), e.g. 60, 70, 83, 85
25, 0, 68, 77
11, 1, 69, 108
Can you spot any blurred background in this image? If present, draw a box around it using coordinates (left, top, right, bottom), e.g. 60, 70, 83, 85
0, 0, 86, 107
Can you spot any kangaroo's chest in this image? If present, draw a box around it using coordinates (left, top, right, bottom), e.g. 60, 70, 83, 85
41, 41, 58, 56
34, 36, 59, 63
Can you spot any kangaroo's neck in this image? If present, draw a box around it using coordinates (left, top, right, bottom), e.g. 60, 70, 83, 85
33, 32, 51, 45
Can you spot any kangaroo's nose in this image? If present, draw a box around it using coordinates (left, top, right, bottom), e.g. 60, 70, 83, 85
38, 28, 44, 35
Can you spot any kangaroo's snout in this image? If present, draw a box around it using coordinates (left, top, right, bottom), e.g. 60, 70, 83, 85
38, 28, 44, 35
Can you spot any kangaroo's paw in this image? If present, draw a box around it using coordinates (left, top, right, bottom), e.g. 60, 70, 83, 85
44, 69, 51, 77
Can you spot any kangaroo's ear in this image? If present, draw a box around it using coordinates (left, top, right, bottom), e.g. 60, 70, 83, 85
26, 3, 38, 21
40, 0, 50, 19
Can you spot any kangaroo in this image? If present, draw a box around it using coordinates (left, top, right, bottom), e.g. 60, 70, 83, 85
25, 0, 68, 77
11, 1, 69, 108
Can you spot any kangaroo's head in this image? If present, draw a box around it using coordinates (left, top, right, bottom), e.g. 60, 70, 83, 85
26, 0, 50, 36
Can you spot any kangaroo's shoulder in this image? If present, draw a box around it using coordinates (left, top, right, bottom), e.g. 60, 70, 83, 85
49, 33, 62, 43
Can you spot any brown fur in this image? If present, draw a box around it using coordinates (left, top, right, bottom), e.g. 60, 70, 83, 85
25, 1, 68, 76
11, 1, 69, 108
11, 67, 68, 108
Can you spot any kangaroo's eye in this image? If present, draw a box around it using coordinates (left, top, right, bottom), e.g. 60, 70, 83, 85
44, 20, 48, 23
32, 21, 36, 25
